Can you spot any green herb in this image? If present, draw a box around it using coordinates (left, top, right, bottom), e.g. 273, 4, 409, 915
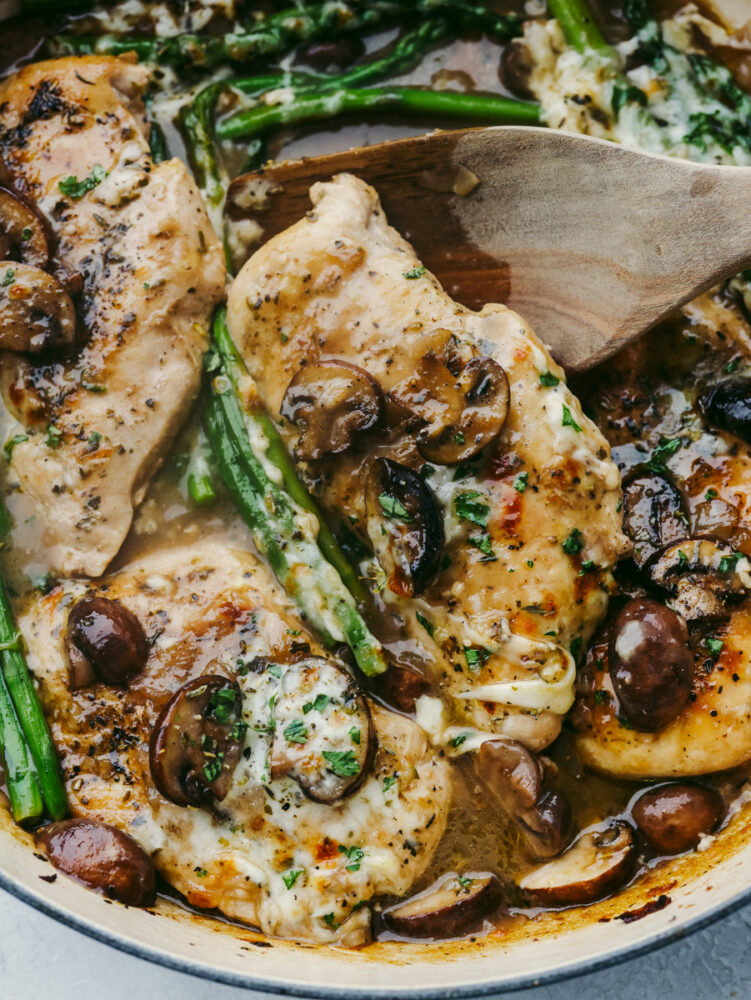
286, 627, 301, 636
705, 488, 718, 501
719, 554, 740, 574
579, 559, 596, 575
539, 371, 560, 387
416, 612, 435, 638
454, 431, 465, 445
230, 721, 248, 742
526, 559, 535, 568
403, 265, 426, 279
267, 663, 282, 679
726, 359, 740, 373
707, 637, 724, 656
421, 464, 435, 479
383, 775, 397, 792
678, 549, 689, 567
58, 164, 107, 200
194, 867, 208, 878
456, 875, 474, 890
282, 868, 303, 890
284, 719, 308, 744
45, 425, 62, 449
378, 493, 412, 521
464, 646, 492, 670
21, 227, 32, 241
338, 844, 364, 872
561, 404, 582, 432
594, 689, 610, 705
612, 83, 647, 116
469, 533, 495, 559
303, 693, 330, 714
649, 436, 682, 471
451, 733, 469, 748
617, 714, 633, 730
562, 528, 584, 555
513, 472, 528, 493
322, 749, 360, 776
349, 727, 361, 745
1, 267, 15, 287
31, 572, 55, 594
81, 381, 107, 393
4, 434, 28, 459
208, 687, 238, 725
87, 431, 102, 451
203, 753, 224, 783
454, 490, 490, 527
323, 912, 340, 929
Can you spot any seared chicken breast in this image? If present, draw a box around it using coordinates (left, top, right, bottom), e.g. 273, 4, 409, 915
22, 540, 450, 943
0, 56, 225, 577
227, 174, 628, 753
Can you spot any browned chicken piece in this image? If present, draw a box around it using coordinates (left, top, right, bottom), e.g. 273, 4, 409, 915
0, 56, 225, 577
22, 540, 451, 944
227, 174, 629, 753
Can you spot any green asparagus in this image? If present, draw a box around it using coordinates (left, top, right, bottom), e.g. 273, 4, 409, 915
0, 663, 43, 824
205, 310, 385, 676
546, 0, 613, 55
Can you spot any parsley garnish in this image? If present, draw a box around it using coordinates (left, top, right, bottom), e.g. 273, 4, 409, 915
648, 436, 682, 471
194, 867, 208, 878
338, 844, 364, 872
267, 663, 282, 678
323, 913, 340, 929
719, 554, 740, 574
284, 719, 308, 744
469, 533, 495, 559
416, 611, 435, 638
322, 749, 360, 776
4, 434, 27, 459
561, 404, 582, 433
1, 267, 15, 287
707, 637, 724, 656
456, 875, 474, 890
45, 425, 62, 449
464, 646, 492, 670
403, 265, 426, 279
705, 488, 718, 501
349, 727, 361, 745
383, 775, 397, 792
58, 164, 107, 200
594, 689, 610, 705
282, 869, 303, 890
513, 472, 528, 493
303, 693, 330, 714
451, 733, 469, 748
207, 687, 238, 725
81, 381, 107, 393
562, 528, 584, 555
203, 753, 224, 783
454, 491, 490, 527
379, 493, 412, 521
539, 371, 560, 387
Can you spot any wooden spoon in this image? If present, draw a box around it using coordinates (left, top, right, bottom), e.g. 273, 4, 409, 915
226, 126, 751, 373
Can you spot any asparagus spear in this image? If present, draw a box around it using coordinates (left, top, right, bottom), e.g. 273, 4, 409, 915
546, 0, 613, 55
0, 663, 43, 824
205, 310, 386, 676
0, 581, 67, 820
218, 85, 540, 141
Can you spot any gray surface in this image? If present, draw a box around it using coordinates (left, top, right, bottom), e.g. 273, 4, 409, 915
0, 888, 749, 1000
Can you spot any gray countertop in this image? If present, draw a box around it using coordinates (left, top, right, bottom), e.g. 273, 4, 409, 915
0, 887, 749, 1000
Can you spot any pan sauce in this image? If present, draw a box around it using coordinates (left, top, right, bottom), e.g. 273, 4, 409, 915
2, 0, 751, 948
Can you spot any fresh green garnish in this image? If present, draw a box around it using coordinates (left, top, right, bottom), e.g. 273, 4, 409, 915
4, 434, 28, 459
649, 436, 682, 471
383, 775, 397, 793
284, 719, 308, 744
21, 227, 32, 241
451, 733, 469, 748
464, 646, 492, 670
322, 749, 360, 776
58, 164, 107, 200
416, 612, 435, 638
594, 689, 610, 705
45, 425, 62, 449
349, 727, 361, 745
456, 875, 474, 890
561, 404, 582, 432
1, 267, 15, 287
194, 867, 208, 878
323, 913, 340, 929
562, 528, 584, 555
454, 491, 490, 527
570, 636, 583, 662
338, 844, 364, 872
203, 753, 224, 783
208, 687, 238, 725
469, 533, 495, 559
513, 472, 528, 493
267, 663, 282, 679
303, 693, 330, 714
378, 493, 412, 521
719, 554, 740, 574
403, 265, 426, 279
81, 381, 107, 393
282, 868, 303, 890
539, 371, 560, 387
705, 488, 718, 501
707, 637, 724, 656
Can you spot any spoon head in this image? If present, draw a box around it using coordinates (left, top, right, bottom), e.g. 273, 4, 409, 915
227, 126, 745, 372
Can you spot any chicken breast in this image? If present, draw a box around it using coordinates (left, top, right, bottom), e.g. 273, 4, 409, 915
22, 540, 450, 944
227, 174, 628, 753
0, 56, 225, 577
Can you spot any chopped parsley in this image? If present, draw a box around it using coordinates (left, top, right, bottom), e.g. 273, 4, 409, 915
562, 528, 584, 555
230, 720, 248, 742
383, 775, 397, 793
593, 689, 611, 705
45, 424, 62, 449
706, 637, 724, 657
648, 436, 682, 471
194, 867, 208, 878
323, 913, 340, 929
87, 431, 102, 451
349, 727, 361, 745
416, 611, 435, 637
726, 358, 740, 373
469, 533, 495, 559
208, 687, 238, 725
284, 719, 308, 744
21, 227, 32, 241
705, 488, 718, 501
322, 749, 360, 777
267, 663, 282, 679
719, 553, 740, 574
338, 844, 364, 872
454, 490, 490, 527
1, 267, 15, 287
282, 869, 303, 890
378, 493, 412, 521
303, 693, 330, 714
454, 431, 465, 445
513, 472, 528, 493
678, 549, 689, 567
81, 381, 107, 394
464, 646, 492, 670
561, 404, 582, 432
58, 164, 107, 200
456, 875, 474, 890
203, 753, 224, 783
539, 371, 560, 387
451, 733, 469, 748
403, 265, 426, 279
4, 434, 27, 459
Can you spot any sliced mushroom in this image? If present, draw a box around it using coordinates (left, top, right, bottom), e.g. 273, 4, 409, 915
373, 663, 430, 715
36, 818, 156, 907
699, 378, 751, 445
383, 873, 503, 939
65, 596, 148, 689
0, 187, 49, 269
632, 783, 724, 855
475, 739, 573, 859
149, 675, 245, 807
389, 353, 509, 464
650, 538, 750, 625
499, 40, 536, 100
693, 497, 740, 542
0, 261, 75, 353
609, 597, 693, 732
621, 469, 689, 569
519, 822, 635, 907
270, 656, 375, 804
365, 457, 444, 597
280, 360, 383, 461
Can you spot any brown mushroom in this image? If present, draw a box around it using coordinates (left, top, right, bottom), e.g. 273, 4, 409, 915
389, 353, 509, 465
499, 40, 536, 100
519, 821, 635, 907
621, 469, 689, 569
270, 656, 375, 804
149, 675, 245, 807
632, 783, 724, 855
365, 457, 445, 597
699, 377, 751, 445
65, 596, 148, 689
609, 597, 693, 732
0, 261, 75, 353
475, 739, 573, 859
280, 360, 383, 461
383, 873, 503, 938
0, 188, 50, 269
373, 662, 430, 714
36, 818, 156, 907
649, 538, 749, 625
693, 497, 740, 542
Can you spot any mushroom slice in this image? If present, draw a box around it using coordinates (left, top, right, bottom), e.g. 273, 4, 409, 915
65, 595, 148, 689
699, 378, 751, 445
270, 656, 375, 804
0, 187, 49, 269
373, 662, 430, 714
649, 538, 750, 624
0, 261, 75, 353
621, 470, 689, 569
475, 740, 573, 859
365, 457, 445, 597
383, 873, 503, 939
390, 354, 509, 464
280, 360, 383, 461
519, 822, 635, 907
149, 675, 245, 807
